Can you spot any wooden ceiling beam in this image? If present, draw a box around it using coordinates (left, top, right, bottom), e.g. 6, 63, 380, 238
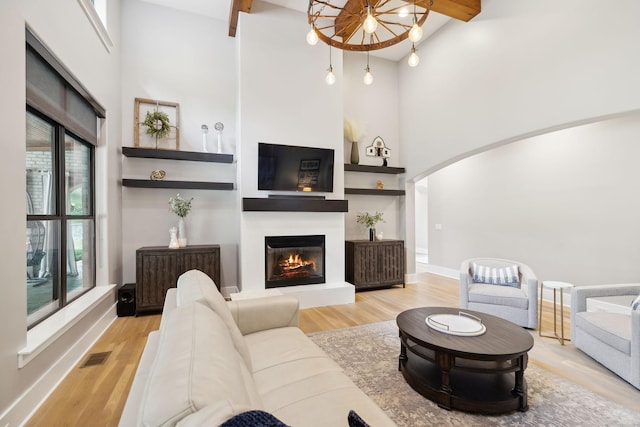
419, 0, 481, 22
229, 0, 253, 37
228, 0, 480, 38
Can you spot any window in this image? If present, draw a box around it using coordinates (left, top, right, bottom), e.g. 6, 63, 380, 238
26, 30, 104, 328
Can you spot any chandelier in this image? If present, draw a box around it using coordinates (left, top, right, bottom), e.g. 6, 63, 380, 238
307, 0, 432, 84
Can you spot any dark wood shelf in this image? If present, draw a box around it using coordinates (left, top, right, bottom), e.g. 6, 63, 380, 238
344, 164, 405, 174
122, 146, 233, 163
242, 197, 348, 212
345, 188, 405, 196
122, 179, 234, 190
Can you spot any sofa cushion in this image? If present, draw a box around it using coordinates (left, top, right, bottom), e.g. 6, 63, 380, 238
177, 269, 253, 371
575, 311, 631, 355
176, 401, 252, 427
468, 283, 529, 309
471, 263, 520, 287
139, 302, 263, 427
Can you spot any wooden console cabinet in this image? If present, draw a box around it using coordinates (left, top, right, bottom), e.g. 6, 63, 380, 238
135, 245, 221, 315
345, 240, 405, 291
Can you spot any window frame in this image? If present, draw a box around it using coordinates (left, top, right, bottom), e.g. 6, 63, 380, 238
26, 107, 97, 328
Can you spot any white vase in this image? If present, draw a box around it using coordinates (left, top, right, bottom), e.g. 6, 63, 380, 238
178, 217, 187, 247
168, 227, 179, 249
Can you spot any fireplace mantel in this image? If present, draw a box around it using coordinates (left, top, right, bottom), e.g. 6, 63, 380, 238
242, 197, 348, 212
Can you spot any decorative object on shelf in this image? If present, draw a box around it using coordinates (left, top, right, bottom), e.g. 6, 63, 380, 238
356, 211, 384, 241
169, 193, 193, 247
366, 136, 391, 166
376, 231, 384, 241
134, 97, 180, 150
168, 227, 179, 249
376, 180, 384, 189
344, 118, 365, 165
214, 122, 224, 154
150, 169, 166, 180
307, 1, 432, 83
201, 124, 208, 152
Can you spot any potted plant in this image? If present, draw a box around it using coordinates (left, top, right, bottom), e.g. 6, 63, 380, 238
356, 211, 384, 241
344, 118, 365, 165
169, 193, 193, 247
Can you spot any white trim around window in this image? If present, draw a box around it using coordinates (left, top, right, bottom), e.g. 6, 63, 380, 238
77, 0, 113, 52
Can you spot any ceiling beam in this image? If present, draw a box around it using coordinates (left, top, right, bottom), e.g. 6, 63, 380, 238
228, 0, 481, 38
229, 0, 253, 37
427, 0, 481, 22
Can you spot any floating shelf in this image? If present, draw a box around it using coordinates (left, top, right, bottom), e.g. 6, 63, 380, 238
344, 188, 405, 196
122, 146, 233, 163
122, 179, 234, 190
344, 164, 405, 174
242, 197, 348, 212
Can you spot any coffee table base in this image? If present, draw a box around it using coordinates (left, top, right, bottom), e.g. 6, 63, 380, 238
399, 340, 529, 414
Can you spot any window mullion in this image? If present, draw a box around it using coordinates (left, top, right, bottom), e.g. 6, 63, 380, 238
57, 126, 67, 307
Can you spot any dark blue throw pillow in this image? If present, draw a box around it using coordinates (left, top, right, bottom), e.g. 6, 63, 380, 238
219, 410, 289, 427
348, 410, 371, 427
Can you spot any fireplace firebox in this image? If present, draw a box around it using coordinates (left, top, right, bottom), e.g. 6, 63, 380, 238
265, 235, 325, 288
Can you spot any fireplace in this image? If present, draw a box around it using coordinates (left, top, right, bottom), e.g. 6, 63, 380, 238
265, 235, 325, 288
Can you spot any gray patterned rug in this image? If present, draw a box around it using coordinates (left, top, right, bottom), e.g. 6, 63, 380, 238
308, 321, 640, 426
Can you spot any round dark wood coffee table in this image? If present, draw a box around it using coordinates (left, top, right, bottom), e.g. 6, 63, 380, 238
396, 307, 534, 414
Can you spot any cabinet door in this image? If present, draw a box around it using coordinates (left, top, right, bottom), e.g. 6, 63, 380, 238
377, 242, 404, 286
136, 251, 179, 314
180, 248, 221, 289
353, 243, 381, 287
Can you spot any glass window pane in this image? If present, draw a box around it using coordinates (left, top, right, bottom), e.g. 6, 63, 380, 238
27, 220, 60, 324
65, 134, 91, 215
26, 111, 56, 215
66, 219, 94, 301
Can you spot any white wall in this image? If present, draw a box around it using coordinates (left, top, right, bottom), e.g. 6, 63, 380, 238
427, 112, 640, 284
399, 0, 640, 277
343, 53, 403, 241
237, 3, 346, 290
0, 0, 121, 424
120, 0, 239, 287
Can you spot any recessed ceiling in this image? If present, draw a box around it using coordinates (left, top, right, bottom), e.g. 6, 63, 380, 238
139, 0, 452, 61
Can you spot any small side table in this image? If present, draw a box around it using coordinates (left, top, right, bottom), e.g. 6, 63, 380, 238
539, 281, 574, 345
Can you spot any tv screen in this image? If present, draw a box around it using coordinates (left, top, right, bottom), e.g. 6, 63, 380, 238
258, 142, 335, 193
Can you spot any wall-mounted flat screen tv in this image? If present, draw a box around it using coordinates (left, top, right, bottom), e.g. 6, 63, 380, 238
258, 142, 335, 193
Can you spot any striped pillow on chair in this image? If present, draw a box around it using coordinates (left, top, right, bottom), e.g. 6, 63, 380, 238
471, 263, 520, 287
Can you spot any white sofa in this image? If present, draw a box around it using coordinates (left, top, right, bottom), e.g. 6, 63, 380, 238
119, 269, 396, 426
571, 283, 640, 390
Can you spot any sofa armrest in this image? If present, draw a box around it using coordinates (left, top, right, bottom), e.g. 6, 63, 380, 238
459, 259, 472, 308
227, 295, 299, 335
571, 283, 640, 314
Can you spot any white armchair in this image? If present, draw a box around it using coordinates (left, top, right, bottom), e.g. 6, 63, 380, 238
571, 284, 640, 389
460, 258, 538, 329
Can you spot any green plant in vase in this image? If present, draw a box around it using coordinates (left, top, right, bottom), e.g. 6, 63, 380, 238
356, 211, 384, 241
169, 193, 193, 247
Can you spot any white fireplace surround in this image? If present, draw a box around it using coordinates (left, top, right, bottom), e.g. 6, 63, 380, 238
239, 211, 354, 308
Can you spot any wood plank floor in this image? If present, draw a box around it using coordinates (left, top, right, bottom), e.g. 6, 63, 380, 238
25, 272, 639, 426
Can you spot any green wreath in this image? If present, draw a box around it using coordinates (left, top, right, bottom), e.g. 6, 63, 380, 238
142, 110, 172, 139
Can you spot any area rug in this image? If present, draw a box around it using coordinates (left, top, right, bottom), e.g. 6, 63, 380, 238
308, 321, 640, 426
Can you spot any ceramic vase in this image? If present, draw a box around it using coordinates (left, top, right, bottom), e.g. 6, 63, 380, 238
178, 217, 187, 247
350, 141, 359, 165
168, 227, 179, 249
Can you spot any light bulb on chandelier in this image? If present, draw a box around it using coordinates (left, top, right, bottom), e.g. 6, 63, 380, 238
408, 44, 420, 67
408, 22, 423, 43
306, 27, 318, 45
363, 4, 378, 34
363, 52, 373, 85
326, 66, 336, 85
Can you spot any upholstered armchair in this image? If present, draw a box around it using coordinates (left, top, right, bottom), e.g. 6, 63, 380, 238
460, 258, 538, 329
571, 284, 640, 389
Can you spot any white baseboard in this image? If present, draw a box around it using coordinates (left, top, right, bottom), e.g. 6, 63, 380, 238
420, 264, 459, 279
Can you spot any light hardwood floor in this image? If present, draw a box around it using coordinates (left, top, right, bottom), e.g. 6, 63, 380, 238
25, 272, 639, 426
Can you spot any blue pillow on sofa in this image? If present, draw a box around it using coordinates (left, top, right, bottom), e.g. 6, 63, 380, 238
471, 263, 519, 287
348, 410, 371, 427
219, 410, 289, 427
